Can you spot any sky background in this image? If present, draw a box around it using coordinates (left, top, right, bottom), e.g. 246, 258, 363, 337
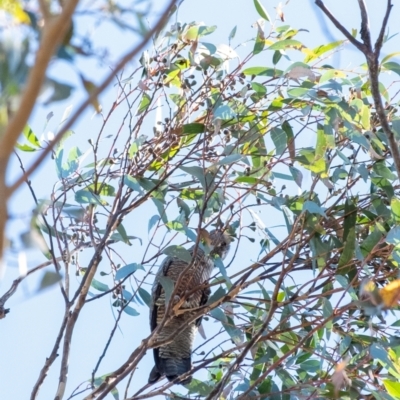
1, 0, 400, 399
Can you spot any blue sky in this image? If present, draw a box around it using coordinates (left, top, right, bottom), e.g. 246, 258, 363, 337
1, 1, 400, 399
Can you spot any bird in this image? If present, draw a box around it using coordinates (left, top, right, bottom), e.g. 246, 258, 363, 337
148, 229, 232, 385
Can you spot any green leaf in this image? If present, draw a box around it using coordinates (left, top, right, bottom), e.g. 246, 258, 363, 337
115, 263, 144, 280
210, 307, 228, 324
360, 229, 383, 257
289, 166, 303, 188
335, 275, 358, 301
152, 198, 168, 224
217, 154, 242, 165
123, 306, 140, 316
136, 93, 151, 115
214, 256, 232, 287
387, 226, 400, 245
253, 0, 270, 21
23, 125, 40, 147
304, 40, 344, 63
88, 183, 115, 196
287, 88, 309, 98
229, 25, 237, 40
91, 279, 109, 292
242, 66, 282, 77
138, 287, 152, 307
166, 220, 186, 232
338, 200, 357, 269
187, 379, 214, 395
38, 271, 61, 291
322, 298, 333, 319
15, 143, 38, 152
163, 245, 192, 263
182, 123, 205, 134
373, 161, 397, 181
181, 166, 215, 190
214, 104, 235, 120
299, 359, 320, 373
177, 198, 190, 219
251, 82, 267, 96
222, 320, 243, 344
207, 286, 226, 304
372, 177, 394, 199
268, 40, 303, 51
303, 201, 326, 217
158, 276, 174, 305
183, 24, 217, 41
270, 127, 287, 155
180, 188, 204, 200
234, 176, 259, 185
148, 215, 160, 233
75, 190, 106, 205
382, 52, 400, 64
319, 69, 347, 84
116, 223, 131, 245
253, 32, 265, 55
129, 136, 146, 158
383, 61, 400, 77
383, 380, 400, 397
391, 197, 400, 223
124, 175, 144, 194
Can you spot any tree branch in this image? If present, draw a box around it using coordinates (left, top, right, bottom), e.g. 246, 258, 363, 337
375, 0, 393, 57
315, 0, 400, 182
357, 0, 372, 50
8, 0, 178, 198
315, 0, 366, 53
0, 0, 80, 262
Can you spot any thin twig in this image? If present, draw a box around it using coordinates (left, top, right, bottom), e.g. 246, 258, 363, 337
375, 0, 393, 56
315, 0, 400, 181
8, 0, 178, 198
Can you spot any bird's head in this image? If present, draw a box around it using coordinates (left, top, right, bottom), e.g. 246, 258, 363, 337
208, 229, 232, 260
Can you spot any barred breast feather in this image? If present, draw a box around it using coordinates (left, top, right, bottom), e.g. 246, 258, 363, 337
148, 230, 231, 385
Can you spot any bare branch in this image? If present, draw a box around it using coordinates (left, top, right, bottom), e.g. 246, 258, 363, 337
357, 0, 372, 50
375, 0, 393, 57
316, 0, 400, 181
38, 0, 52, 21
0, 0, 80, 262
8, 0, 178, 198
315, 0, 366, 53
31, 309, 70, 400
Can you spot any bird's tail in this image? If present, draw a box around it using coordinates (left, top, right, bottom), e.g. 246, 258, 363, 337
148, 365, 162, 384
148, 357, 192, 385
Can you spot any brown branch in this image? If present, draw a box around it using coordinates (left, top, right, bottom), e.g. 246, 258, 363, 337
31, 309, 70, 400
0, 0, 79, 263
8, 0, 178, 198
375, 0, 393, 56
357, 0, 372, 50
54, 253, 103, 400
0, 241, 97, 318
0, 258, 53, 319
38, 0, 52, 21
315, 0, 366, 53
315, 0, 400, 181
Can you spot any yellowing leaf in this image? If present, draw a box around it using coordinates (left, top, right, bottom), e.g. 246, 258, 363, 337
0, 0, 30, 24
80, 75, 102, 113
380, 279, 400, 308
331, 359, 351, 395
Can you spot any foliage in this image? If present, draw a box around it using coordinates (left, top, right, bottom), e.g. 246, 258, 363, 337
2, 1, 400, 400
